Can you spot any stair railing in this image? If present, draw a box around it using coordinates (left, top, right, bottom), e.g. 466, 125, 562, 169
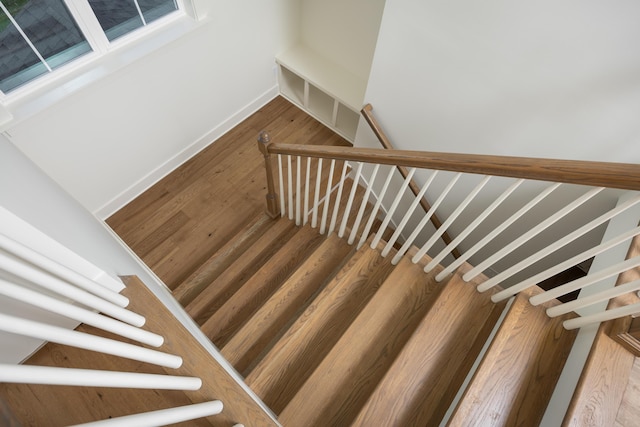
257, 133, 640, 334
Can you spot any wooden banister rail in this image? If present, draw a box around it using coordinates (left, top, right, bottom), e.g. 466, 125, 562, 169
257, 131, 281, 218
265, 143, 640, 191
361, 104, 460, 258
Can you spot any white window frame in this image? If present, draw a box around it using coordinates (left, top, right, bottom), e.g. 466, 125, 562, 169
0, 0, 201, 108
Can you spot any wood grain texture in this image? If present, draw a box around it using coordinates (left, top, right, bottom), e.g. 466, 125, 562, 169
448, 285, 577, 427
278, 255, 446, 427
245, 241, 394, 414
267, 143, 640, 191
615, 356, 640, 427
0, 276, 277, 427
351, 264, 505, 427
185, 216, 297, 325
221, 234, 354, 375
201, 224, 326, 347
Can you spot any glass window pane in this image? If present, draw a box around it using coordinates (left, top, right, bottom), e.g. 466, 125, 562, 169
138, 0, 178, 24
88, 0, 143, 41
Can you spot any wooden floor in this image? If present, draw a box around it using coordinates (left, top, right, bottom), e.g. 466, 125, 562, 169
106, 96, 350, 290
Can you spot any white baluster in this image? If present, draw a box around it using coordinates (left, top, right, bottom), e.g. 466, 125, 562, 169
338, 162, 364, 238
287, 155, 294, 220
381, 170, 438, 258
348, 164, 380, 245
410, 174, 488, 265
492, 225, 640, 303
70, 401, 224, 427
312, 158, 323, 228
320, 159, 336, 234
563, 301, 640, 330
478, 193, 640, 292
425, 179, 523, 273
358, 166, 395, 249
0, 279, 162, 347
0, 252, 144, 327
395, 173, 462, 264
296, 156, 302, 225
0, 234, 128, 307
303, 157, 311, 225
277, 154, 285, 217
547, 278, 640, 318
328, 162, 350, 235
530, 255, 640, 305
0, 313, 182, 368
371, 168, 417, 248
463, 187, 604, 282
0, 364, 201, 390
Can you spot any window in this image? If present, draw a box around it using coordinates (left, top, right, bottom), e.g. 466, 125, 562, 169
0, 0, 179, 94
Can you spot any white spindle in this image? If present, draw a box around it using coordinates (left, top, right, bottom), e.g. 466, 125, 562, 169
0, 234, 128, 307
409, 174, 486, 265
70, 401, 224, 427
547, 278, 640, 318
425, 179, 523, 273
328, 162, 350, 235
464, 187, 605, 282
358, 166, 395, 249
491, 225, 640, 303
478, 193, 640, 292
287, 155, 294, 220
530, 255, 640, 306
338, 162, 364, 238
0, 252, 144, 327
0, 313, 182, 368
435, 183, 561, 282
320, 159, 336, 234
0, 279, 162, 347
303, 157, 311, 225
312, 158, 323, 228
371, 168, 417, 248
394, 173, 461, 264
348, 164, 380, 245
563, 301, 640, 330
296, 156, 301, 225
277, 154, 285, 217
381, 170, 437, 258
0, 364, 201, 390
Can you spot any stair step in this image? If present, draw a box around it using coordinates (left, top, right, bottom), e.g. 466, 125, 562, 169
278, 255, 445, 427
447, 285, 578, 426
200, 224, 327, 347
351, 264, 506, 426
221, 233, 354, 375
172, 213, 275, 306
185, 216, 297, 325
244, 239, 395, 414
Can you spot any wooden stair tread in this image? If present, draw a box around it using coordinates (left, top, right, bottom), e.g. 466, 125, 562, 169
185, 215, 297, 325
351, 265, 506, 427
221, 233, 354, 375
172, 213, 275, 306
244, 240, 394, 414
447, 285, 578, 426
200, 224, 327, 347
278, 255, 445, 427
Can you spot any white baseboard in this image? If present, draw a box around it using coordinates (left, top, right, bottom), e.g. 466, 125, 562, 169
94, 86, 279, 220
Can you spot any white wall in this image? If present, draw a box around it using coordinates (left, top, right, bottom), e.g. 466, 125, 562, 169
300, 0, 386, 80
356, 0, 640, 163
4, 0, 299, 217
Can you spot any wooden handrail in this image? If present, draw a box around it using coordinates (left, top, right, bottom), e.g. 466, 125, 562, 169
361, 104, 460, 258
257, 131, 280, 218
265, 143, 640, 191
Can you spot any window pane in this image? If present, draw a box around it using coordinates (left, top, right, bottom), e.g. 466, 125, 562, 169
0, 0, 90, 93
88, 0, 143, 42
138, 0, 177, 24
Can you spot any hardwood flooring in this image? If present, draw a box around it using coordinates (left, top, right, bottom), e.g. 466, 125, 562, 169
107, 96, 350, 290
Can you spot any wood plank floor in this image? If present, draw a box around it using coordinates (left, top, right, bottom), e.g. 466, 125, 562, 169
107, 96, 350, 289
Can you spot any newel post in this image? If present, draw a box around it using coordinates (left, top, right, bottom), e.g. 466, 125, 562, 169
257, 131, 280, 218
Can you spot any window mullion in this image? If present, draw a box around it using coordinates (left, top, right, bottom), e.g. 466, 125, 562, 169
63, 0, 110, 53
0, 2, 52, 72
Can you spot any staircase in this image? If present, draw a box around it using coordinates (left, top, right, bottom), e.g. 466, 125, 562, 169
172, 206, 578, 426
